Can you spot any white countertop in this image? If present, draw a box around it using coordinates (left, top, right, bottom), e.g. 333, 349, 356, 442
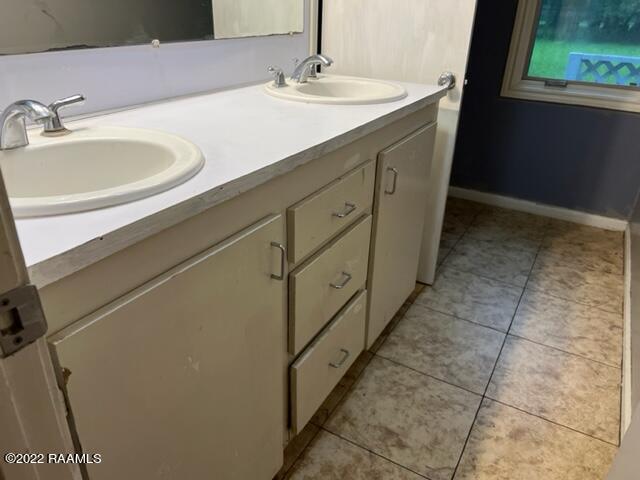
15, 79, 446, 287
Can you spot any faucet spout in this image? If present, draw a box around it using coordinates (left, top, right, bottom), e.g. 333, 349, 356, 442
291, 54, 334, 83
0, 100, 54, 150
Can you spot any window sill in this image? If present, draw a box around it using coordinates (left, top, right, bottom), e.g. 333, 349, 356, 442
501, 78, 640, 113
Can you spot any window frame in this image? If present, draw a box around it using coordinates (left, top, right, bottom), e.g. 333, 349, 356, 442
502, 0, 640, 113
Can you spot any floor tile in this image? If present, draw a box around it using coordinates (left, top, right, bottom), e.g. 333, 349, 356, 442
487, 336, 621, 444
536, 245, 623, 276
479, 206, 549, 229
325, 356, 481, 480
437, 247, 452, 266
464, 223, 541, 254
416, 266, 522, 332
378, 304, 505, 394
442, 199, 482, 237
546, 220, 623, 251
454, 399, 618, 480
540, 221, 623, 275
528, 255, 624, 314
465, 209, 546, 253
286, 430, 424, 480
511, 289, 623, 366
444, 237, 537, 287
440, 231, 462, 250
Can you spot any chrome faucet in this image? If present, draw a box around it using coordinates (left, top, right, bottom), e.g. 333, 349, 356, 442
291, 54, 334, 83
0, 100, 54, 150
43, 94, 85, 135
267, 66, 287, 88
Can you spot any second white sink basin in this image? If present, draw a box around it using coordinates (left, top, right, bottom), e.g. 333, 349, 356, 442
0, 126, 204, 218
265, 75, 408, 105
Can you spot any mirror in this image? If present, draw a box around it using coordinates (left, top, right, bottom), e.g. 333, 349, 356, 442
0, 0, 304, 56
213, 0, 304, 40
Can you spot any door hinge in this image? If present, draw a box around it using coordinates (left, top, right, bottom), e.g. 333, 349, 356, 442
0, 285, 47, 358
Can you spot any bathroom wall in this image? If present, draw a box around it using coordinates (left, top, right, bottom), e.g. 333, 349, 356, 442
451, 0, 640, 219
321, 0, 478, 283
0, 1, 311, 116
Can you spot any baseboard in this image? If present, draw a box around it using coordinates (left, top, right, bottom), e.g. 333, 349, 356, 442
623, 225, 632, 437
449, 187, 628, 232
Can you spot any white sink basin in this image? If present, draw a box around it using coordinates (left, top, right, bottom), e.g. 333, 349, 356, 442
265, 75, 408, 105
0, 126, 204, 218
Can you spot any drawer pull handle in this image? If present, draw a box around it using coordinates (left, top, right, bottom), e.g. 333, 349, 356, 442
330, 272, 352, 290
270, 242, 286, 281
329, 349, 350, 368
333, 202, 357, 219
385, 167, 399, 195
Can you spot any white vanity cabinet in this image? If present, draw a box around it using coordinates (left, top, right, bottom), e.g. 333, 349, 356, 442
33, 100, 443, 479
49, 214, 286, 480
367, 123, 437, 347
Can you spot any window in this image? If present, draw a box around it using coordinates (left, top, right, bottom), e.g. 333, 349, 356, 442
502, 0, 640, 112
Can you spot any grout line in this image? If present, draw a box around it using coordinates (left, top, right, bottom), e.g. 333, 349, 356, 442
373, 353, 484, 397
450, 222, 545, 479
485, 398, 620, 448
319, 428, 433, 480
415, 303, 510, 335
437, 264, 527, 290
436, 205, 484, 274
506, 333, 623, 370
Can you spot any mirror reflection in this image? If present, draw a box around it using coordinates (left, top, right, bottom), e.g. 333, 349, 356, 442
0, 0, 304, 55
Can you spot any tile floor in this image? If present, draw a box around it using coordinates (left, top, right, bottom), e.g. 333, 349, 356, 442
278, 198, 624, 480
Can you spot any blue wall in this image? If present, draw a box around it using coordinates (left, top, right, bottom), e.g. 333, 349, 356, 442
451, 0, 640, 219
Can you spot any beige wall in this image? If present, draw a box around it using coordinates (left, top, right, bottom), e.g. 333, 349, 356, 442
322, 0, 477, 284
322, 0, 476, 111
212, 0, 304, 39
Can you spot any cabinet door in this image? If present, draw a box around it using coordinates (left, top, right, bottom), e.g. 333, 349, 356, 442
50, 214, 286, 480
367, 123, 437, 348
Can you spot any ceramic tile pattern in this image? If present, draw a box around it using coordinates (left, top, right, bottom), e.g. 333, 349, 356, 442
283, 199, 622, 480
528, 255, 624, 314
511, 289, 623, 367
455, 399, 618, 480
378, 304, 505, 394
416, 266, 522, 332
287, 431, 424, 480
325, 356, 481, 480
487, 336, 621, 444
443, 237, 536, 287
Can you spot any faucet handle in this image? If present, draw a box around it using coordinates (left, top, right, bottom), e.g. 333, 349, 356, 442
44, 94, 85, 134
267, 66, 287, 88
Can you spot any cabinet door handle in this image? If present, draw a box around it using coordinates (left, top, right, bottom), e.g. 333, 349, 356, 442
270, 242, 286, 281
330, 271, 352, 290
385, 167, 399, 195
329, 348, 350, 368
332, 202, 357, 219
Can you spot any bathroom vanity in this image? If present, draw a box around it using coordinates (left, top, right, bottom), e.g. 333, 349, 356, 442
10, 80, 445, 479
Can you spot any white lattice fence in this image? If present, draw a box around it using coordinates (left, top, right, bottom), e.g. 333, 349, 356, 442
566, 52, 640, 86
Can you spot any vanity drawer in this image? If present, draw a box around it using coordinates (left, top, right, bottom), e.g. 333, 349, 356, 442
289, 215, 371, 355
290, 290, 367, 434
287, 160, 375, 264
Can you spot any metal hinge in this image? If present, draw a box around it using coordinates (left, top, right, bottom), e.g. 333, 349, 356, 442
0, 285, 47, 358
